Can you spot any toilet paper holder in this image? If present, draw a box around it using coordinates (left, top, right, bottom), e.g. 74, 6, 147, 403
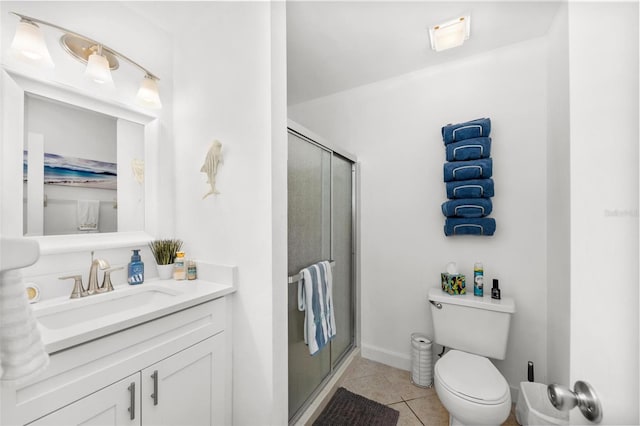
547, 381, 602, 423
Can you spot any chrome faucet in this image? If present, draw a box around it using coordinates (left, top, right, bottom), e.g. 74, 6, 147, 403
98, 266, 124, 293
59, 252, 115, 299
59, 275, 86, 299
87, 251, 110, 295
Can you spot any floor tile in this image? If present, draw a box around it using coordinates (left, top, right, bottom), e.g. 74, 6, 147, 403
501, 407, 519, 426
344, 356, 399, 380
405, 392, 450, 426
312, 355, 518, 426
389, 401, 424, 426
341, 373, 404, 405
385, 367, 433, 401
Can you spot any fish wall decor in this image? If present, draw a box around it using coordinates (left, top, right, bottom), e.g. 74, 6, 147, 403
201, 140, 224, 199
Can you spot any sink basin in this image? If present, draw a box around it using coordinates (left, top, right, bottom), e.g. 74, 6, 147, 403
31, 279, 235, 353
36, 287, 181, 330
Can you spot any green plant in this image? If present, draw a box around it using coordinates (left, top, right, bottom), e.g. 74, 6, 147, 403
148, 239, 183, 265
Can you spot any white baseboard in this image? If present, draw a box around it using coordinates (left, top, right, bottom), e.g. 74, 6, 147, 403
360, 343, 411, 371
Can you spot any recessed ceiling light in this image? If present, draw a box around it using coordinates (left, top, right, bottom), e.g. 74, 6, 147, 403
429, 16, 471, 52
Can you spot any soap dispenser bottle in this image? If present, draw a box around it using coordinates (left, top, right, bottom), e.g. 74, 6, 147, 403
128, 249, 144, 285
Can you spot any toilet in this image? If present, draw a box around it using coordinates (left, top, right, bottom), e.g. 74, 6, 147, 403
428, 287, 516, 426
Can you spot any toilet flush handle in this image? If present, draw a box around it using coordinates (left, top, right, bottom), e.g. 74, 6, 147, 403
429, 300, 442, 309
547, 381, 602, 423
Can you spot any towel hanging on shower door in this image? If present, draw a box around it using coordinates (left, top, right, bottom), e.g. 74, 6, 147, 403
297, 261, 336, 355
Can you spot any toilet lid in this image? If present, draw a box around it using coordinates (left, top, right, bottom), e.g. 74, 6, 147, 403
435, 350, 509, 405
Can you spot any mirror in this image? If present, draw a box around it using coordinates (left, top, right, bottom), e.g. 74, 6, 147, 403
23, 94, 145, 236
2, 69, 159, 253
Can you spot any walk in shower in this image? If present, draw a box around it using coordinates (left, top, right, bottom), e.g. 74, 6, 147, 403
287, 123, 357, 422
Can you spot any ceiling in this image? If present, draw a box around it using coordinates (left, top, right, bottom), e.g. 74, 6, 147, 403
123, 1, 563, 106
286, 1, 562, 105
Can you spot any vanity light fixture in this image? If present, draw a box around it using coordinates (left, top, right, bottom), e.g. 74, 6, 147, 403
84, 46, 113, 85
429, 15, 471, 52
137, 74, 162, 109
9, 12, 162, 109
9, 19, 54, 67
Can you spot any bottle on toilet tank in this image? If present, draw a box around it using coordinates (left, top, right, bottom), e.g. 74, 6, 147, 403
492, 279, 501, 300
473, 262, 484, 296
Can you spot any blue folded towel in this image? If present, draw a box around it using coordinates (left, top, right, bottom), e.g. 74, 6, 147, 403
444, 218, 496, 236
298, 261, 336, 355
445, 137, 491, 162
444, 158, 492, 182
446, 179, 494, 199
442, 198, 493, 218
442, 118, 491, 144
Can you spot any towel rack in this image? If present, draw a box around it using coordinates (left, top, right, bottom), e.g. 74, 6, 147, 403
40, 195, 118, 209
288, 260, 335, 284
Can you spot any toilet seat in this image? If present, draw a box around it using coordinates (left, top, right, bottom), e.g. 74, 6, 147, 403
435, 350, 510, 405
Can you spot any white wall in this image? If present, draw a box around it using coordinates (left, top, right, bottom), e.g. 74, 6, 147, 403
545, 2, 570, 386
1, 3, 291, 424
568, 3, 638, 424
289, 38, 549, 392
171, 3, 287, 424
269, 1, 289, 422
1, 1, 175, 306
1, 1, 171, 114
1, 1, 175, 240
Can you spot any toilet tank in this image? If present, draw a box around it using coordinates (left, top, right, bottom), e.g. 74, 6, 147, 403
428, 287, 516, 360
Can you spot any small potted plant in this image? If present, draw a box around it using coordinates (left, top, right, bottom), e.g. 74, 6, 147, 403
149, 238, 183, 279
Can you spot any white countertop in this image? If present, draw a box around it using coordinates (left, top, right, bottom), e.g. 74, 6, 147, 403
32, 278, 236, 353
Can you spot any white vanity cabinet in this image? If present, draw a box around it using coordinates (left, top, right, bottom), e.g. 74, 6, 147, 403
28, 335, 224, 426
1, 295, 232, 426
141, 334, 224, 426
28, 374, 141, 426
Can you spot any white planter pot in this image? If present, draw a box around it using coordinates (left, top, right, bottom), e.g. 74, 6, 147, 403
157, 263, 174, 280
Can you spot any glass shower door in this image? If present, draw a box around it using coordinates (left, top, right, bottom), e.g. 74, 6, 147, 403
287, 131, 332, 420
330, 154, 354, 367
288, 129, 356, 422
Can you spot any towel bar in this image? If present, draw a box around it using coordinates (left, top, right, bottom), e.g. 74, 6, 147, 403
39, 195, 118, 209
288, 260, 335, 284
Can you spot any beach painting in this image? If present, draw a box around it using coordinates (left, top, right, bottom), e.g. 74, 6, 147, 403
24, 151, 117, 190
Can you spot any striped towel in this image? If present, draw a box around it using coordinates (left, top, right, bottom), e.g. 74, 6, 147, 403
297, 261, 336, 356
0, 270, 49, 384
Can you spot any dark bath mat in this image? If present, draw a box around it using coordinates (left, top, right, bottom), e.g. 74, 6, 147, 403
313, 387, 399, 426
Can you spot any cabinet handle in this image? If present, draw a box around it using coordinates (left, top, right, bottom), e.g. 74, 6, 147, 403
128, 382, 135, 420
151, 370, 159, 406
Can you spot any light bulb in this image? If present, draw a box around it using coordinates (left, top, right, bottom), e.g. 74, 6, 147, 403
136, 75, 162, 109
85, 52, 113, 84
10, 20, 54, 67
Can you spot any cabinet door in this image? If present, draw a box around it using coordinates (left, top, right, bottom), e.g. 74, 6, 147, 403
141, 334, 226, 426
28, 374, 140, 426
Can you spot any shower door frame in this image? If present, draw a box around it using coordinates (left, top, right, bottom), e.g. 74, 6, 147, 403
287, 120, 360, 424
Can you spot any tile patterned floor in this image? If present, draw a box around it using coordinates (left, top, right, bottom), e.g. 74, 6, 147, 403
309, 355, 519, 426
